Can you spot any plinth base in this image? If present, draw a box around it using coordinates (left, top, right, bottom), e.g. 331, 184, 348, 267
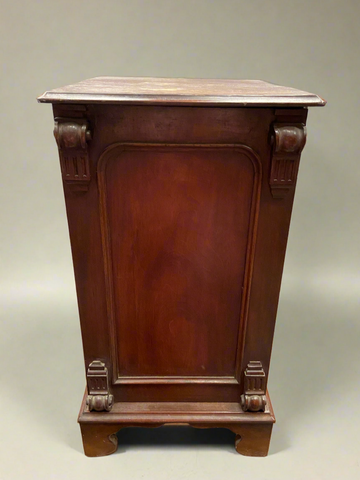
78, 391, 275, 457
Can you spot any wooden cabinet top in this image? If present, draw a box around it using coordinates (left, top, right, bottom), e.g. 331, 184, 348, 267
37, 76, 326, 107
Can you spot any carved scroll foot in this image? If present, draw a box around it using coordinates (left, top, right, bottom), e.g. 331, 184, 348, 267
86, 360, 113, 412
241, 361, 267, 412
86, 394, 114, 412
234, 423, 273, 457
80, 424, 119, 457
240, 393, 267, 412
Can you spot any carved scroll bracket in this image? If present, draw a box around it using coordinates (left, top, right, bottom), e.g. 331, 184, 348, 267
54, 118, 91, 193
240, 361, 267, 412
269, 123, 307, 199
86, 360, 114, 412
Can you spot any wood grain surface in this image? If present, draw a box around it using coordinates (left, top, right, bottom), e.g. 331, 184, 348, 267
99, 144, 260, 378
78, 390, 275, 456
38, 76, 326, 106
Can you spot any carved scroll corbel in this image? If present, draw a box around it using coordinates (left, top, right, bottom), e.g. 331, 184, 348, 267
54, 118, 91, 193
240, 361, 267, 412
86, 360, 114, 412
269, 123, 307, 199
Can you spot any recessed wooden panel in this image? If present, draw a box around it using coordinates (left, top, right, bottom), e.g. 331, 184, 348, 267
98, 145, 260, 378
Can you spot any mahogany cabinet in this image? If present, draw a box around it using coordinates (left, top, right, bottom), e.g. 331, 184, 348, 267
38, 77, 325, 456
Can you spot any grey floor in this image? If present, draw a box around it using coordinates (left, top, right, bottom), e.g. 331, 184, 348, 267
1, 276, 359, 480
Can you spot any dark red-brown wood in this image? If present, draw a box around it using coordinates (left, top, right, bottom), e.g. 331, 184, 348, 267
100, 144, 260, 379
78, 389, 275, 457
38, 77, 325, 456
38, 76, 326, 107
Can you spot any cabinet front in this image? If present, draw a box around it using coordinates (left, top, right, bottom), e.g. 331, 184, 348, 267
55, 105, 277, 403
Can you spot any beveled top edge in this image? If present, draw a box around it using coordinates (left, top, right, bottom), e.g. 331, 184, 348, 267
37, 76, 326, 107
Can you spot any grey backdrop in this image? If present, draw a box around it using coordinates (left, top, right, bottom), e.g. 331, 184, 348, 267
1, 1, 359, 479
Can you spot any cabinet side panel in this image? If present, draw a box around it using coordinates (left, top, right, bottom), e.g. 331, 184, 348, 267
100, 145, 259, 378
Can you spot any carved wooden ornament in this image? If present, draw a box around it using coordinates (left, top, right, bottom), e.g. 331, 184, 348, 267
86, 360, 114, 412
54, 118, 91, 192
270, 124, 306, 199
240, 361, 267, 412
